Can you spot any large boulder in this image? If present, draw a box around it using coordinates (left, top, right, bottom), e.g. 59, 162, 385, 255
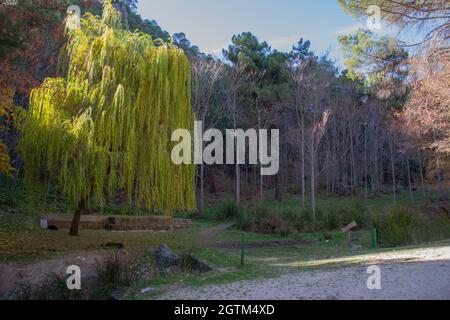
154, 244, 180, 269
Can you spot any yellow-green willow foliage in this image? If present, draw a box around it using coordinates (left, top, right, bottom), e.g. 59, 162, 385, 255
20, 1, 195, 214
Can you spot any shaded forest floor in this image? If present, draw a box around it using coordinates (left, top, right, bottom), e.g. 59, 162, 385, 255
0, 184, 446, 263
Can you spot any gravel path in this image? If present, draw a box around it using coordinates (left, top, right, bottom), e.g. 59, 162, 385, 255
157, 246, 450, 300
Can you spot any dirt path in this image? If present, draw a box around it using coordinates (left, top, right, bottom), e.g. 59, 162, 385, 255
0, 251, 121, 298
156, 246, 450, 300
199, 223, 234, 237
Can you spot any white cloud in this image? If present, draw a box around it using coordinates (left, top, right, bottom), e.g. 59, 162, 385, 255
268, 34, 318, 51
332, 23, 364, 36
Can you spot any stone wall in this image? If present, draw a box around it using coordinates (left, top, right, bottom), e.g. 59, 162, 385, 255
39, 214, 192, 231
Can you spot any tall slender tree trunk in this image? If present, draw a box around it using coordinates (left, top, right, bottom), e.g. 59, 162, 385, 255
311, 94, 318, 223
364, 126, 368, 200
258, 111, 264, 203
295, 104, 306, 208
349, 121, 356, 196
436, 157, 448, 200
418, 151, 426, 196
69, 198, 87, 236
199, 160, 205, 216
311, 150, 316, 223
233, 104, 240, 208
430, 130, 448, 200
274, 172, 282, 203
301, 114, 306, 208
199, 119, 205, 217
207, 166, 216, 194
389, 137, 397, 204
406, 157, 414, 203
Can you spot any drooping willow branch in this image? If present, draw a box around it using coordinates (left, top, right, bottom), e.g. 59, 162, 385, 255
20, 0, 196, 214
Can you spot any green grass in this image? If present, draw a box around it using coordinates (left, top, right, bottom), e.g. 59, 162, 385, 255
202, 188, 440, 221
132, 225, 450, 300
260, 189, 437, 213
1, 178, 449, 299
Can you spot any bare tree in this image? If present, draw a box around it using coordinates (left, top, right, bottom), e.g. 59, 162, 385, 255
191, 58, 225, 216
225, 61, 249, 208
306, 110, 331, 222
288, 60, 311, 208
401, 38, 450, 200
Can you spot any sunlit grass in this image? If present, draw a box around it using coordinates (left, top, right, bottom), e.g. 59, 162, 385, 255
270, 243, 450, 268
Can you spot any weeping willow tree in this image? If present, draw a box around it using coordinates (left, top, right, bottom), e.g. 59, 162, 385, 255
19, 1, 196, 236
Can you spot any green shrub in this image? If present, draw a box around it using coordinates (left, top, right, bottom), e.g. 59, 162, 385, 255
372, 206, 418, 247
411, 217, 450, 243
11, 252, 144, 300
317, 201, 368, 231
18, 273, 85, 300
235, 211, 251, 231
179, 250, 198, 273
250, 204, 270, 221
279, 226, 291, 238
320, 207, 342, 230
217, 201, 240, 221
89, 251, 138, 299
281, 208, 305, 231
254, 212, 284, 234
235, 206, 283, 234
37, 274, 85, 300
346, 201, 368, 226
9, 283, 33, 300
293, 233, 304, 241
320, 231, 333, 241
300, 208, 313, 224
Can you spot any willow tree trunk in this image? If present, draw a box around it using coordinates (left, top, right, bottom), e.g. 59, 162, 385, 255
69, 198, 87, 236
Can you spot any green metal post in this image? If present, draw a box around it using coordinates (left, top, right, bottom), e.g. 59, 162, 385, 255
241, 233, 245, 266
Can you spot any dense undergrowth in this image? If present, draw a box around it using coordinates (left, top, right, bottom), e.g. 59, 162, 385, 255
214, 193, 450, 247
1, 175, 449, 250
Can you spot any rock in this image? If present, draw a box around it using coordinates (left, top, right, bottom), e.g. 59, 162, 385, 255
139, 287, 155, 294
109, 291, 123, 300
164, 265, 182, 275
154, 244, 180, 269
181, 254, 213, 274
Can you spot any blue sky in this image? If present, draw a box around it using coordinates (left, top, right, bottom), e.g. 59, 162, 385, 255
137, 0, 414, 65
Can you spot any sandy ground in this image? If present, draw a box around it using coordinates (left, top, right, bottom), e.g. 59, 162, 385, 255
157, 246, 450, 300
